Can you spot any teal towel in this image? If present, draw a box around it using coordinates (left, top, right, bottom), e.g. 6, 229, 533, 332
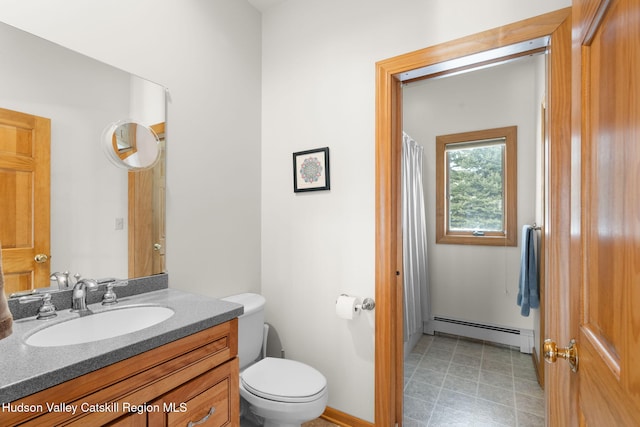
517, 225, 539, 316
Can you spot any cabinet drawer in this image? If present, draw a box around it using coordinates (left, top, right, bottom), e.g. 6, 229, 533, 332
169, 378, 229, 426
149, 358, 239, 427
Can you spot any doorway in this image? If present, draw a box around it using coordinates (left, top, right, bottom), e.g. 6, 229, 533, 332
373, 8, 572, 425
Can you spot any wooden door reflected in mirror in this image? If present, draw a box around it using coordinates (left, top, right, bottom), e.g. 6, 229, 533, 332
128, 123, 166, 278
0, 108, 50, 295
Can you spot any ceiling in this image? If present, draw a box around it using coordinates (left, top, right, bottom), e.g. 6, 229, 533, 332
247, 0, 286, 12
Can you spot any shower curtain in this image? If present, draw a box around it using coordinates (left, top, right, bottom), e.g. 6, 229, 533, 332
402, 133, 430, 346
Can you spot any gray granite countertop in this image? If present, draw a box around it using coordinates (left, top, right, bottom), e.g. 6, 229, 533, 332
0, 288, 243, 403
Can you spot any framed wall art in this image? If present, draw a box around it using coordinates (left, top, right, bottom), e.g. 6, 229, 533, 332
293, 147, 330, 192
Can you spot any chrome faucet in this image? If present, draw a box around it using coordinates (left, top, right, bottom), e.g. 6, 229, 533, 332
71, 275, 99, 313
19, 293, 57, 320
50, 271, 74, 290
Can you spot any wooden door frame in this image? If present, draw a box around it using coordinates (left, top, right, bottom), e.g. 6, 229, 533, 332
128, 122, 165, 278
374, 8, 572, 425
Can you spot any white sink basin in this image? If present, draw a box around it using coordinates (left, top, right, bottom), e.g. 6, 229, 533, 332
25, 305, 175, 347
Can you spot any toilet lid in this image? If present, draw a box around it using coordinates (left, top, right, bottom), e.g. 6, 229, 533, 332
241, 357, 327, 403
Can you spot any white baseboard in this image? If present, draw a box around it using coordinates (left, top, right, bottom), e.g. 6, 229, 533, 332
424, 317, 534, 354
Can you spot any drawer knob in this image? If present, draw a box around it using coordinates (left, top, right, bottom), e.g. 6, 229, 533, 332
187, 406, 215, 427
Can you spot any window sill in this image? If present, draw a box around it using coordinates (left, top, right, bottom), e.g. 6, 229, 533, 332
435, 233, 517, 247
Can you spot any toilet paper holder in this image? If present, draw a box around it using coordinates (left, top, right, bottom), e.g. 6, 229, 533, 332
338, 294, 376, 312
358, 297, 376, 311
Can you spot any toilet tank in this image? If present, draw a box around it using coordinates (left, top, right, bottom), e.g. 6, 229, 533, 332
221, 293, 265, 370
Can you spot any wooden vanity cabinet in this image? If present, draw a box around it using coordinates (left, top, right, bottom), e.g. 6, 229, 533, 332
7, 319, 239, 427
147, 360, 235, 426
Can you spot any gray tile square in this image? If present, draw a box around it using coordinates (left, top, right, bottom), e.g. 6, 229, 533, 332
419, 355, 451, 371
431, 336, 459, 350
515, 392, 544, 417
482, 358, 513, 376
514, 378, 543, 398
473, 399, 516, 425
443, 373, 478, 396
479, 370, 514, 390
437, 388, 477, 414
513, 364, 538, 382
427, 347, 454, 361
448, 362, 480, 380
483, 345, 514, 363
412, 367, 446, 387
403, 395, 435, 422
428, 405, 480, 426
405, 352, 423, 367
402, 417, 428, 427
478, 383, 515, 406
452, 352, 482, 368
512, 351, 535, 368
455, 343, 484, 358
405, 379, 441, 403
517, 410, 545, 427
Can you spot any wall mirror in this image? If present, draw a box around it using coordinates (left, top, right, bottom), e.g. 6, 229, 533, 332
0, 21, 167, 294
103, 121, 161, 170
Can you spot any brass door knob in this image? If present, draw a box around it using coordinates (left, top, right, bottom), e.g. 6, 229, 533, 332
153, 243, 162, 251
34, 253, 48, 263
544, 338, 579, 372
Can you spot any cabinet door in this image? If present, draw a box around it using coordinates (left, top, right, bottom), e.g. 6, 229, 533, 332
149, 358, 239, 427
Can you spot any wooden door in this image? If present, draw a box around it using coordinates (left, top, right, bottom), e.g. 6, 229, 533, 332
151, 128, 166, 275
0, 107, 50, 295
128, 123, 165, 278
561, 0, 640, 425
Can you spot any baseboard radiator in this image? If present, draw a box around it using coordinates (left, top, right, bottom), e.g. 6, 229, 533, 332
424, 316, 534, 353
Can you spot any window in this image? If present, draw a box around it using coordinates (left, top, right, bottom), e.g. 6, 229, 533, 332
436, 126, 517, 246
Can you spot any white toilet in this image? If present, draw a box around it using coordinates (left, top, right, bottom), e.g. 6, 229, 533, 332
222, 293, 328, 427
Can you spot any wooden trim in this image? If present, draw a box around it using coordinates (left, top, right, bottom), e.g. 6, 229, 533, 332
374, 7, 571, 425
33, 114, 51, 288
435, 126, 518, 247
545, 11, 574, 427
375, 58, 402, 427
321, 407, 374, 427
128, 122, 166, 278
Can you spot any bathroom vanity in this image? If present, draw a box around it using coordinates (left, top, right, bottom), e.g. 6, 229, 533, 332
0, 287, 243, 426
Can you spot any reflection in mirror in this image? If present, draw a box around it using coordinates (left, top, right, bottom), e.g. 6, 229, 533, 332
0, 21, 167, 294
104, 121, 161, 170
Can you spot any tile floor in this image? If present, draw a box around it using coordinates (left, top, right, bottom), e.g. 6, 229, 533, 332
242, 334, 543, 427
242, 415, 337, 426
404, 334, 544, 426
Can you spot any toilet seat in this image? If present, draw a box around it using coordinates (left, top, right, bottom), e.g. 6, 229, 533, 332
241, 357, 327, 403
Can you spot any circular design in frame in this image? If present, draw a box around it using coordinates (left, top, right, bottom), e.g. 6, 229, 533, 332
293, 147, 330, 192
